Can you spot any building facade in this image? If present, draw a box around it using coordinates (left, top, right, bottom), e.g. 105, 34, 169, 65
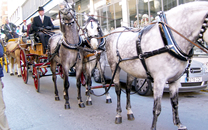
0, 0, 8, 26
7, 0, 208, 34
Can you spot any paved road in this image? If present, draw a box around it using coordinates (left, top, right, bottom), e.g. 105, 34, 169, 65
2, 70, 208, 130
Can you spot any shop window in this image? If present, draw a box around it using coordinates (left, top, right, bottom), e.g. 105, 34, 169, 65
150, 0, 162, 22
163, 0, 176, 11
137, 0, 148, 28
129, 0, 137, 27
179, 0, 195, 4
114, 2, 122, 28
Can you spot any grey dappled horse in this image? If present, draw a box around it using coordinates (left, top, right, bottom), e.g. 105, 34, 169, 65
106, 1, 208, 130
48, 0, 85, 109
82, 15, 112, 105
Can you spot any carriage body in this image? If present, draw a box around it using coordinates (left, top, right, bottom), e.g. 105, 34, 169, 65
19, 37, 63, 92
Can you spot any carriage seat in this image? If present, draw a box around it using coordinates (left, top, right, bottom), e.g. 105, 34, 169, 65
53, 26, 60, 30
22, 36, 27, 43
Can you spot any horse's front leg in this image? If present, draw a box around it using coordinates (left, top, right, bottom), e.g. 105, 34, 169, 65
126, 74, 135, 121
97, 61, 112, 103
151, 78, 166, 130
111, 66, 122, 124
51, 60, 60, 101
169, 80, 187, 130
84, 70, 92, 106
63, 66, 70, 109
76, 60, 85, 108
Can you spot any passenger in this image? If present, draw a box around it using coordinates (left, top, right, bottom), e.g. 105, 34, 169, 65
3, 19, 19, 42
21, 20, 27, 36
32, 6, 54, 54
27, 17, 34, 36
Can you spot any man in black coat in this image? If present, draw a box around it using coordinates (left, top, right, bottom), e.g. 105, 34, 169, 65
3, 19, 18, 42
32, 6, 54, 54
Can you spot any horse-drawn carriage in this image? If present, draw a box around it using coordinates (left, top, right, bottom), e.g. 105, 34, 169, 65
5, 0, 208, 130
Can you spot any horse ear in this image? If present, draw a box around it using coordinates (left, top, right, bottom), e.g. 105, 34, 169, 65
84, 12, 88, 21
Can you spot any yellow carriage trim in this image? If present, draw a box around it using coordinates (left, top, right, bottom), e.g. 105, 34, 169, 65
29, 43, 47, 56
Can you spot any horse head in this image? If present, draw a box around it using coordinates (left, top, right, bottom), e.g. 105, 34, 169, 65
59, 0, 76, 29
83, 14, 105, 50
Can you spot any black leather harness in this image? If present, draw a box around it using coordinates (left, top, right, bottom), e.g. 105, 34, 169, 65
115, 12, 194, 83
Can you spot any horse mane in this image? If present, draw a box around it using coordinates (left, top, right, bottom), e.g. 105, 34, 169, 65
167, 1, 208, 14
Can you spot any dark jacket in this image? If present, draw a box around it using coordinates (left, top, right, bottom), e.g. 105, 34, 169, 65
22, 25, 27, 33
4, 23, 17, 34
0, 43, 4, 77
32, 15, 54, 32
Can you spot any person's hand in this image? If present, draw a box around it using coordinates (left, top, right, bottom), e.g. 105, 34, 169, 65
45, 26, 52, 30
39, 27, 44, 31
9, 31, 12, 33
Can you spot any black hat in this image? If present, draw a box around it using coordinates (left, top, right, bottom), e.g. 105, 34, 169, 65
38, 6, 44, 11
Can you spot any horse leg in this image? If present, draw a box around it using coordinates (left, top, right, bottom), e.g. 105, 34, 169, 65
97, 61, 112, 103
84, 68, 92, 105
51, 60, 60, 101
76, 61, 85, 108
16, 55, 21, 77
112, 66, 122, 124
9, 57, 14, 75
63, 66, 70, 109
151, 78, 166, 130
126, 74, 135, 121
169, 80, 187, 130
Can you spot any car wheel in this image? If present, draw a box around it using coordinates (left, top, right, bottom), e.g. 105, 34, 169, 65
135, 78, 153, 96
93, 68, 101, 83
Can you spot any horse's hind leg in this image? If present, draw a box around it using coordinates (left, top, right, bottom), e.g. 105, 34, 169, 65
51, 60, 60, 101
97, 61, 112, 103
9, 57, 14, 76
126, 74, 135, 121
15, 52, 21, 77
151, 78, 166, 130
169, 80, 187, 130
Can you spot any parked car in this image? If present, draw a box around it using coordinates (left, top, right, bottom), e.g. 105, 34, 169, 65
93, 58, 208, 96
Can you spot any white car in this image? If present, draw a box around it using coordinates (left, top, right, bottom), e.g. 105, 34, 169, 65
93, 59, 208, 96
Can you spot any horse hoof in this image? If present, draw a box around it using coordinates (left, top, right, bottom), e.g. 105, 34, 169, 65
10, 73, 14, 76
79, 103, 85, 108
18, 75, 22, 77
127, 114, 135, 120
55, 96, 60, 101
15, 72, 18, 75
115, 117, 122, 124
65, 104, 70, 109
86, 101, 92, 106
106, 99, 112, 103
178, 124, 187, 130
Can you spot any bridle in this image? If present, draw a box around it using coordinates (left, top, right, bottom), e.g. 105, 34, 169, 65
83, 16, 105, 49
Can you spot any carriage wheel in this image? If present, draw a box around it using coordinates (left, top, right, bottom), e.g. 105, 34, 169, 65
33, 67, 40, 92
3, 54, 9, 73
81, 72, 86, 86
58, 65, 64, 79
20, 49, 28, 84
